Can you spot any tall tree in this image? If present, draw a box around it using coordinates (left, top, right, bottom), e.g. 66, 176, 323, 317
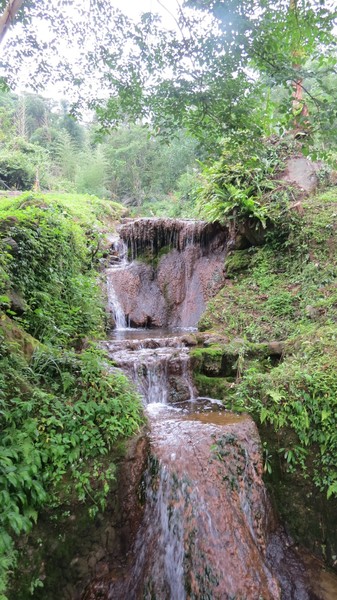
79, 0, 336, 152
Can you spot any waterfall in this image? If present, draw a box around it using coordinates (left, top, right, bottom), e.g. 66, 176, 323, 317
86, 411, 286, 599
106, 238, 129, 330
82, 219, 333, 600
123, 463, 186, 600
106, 270, 127, 330
107, 218, 228, 329
132, 349, 170, 405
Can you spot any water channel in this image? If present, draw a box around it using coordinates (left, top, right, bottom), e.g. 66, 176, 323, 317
85, 219, 337, 599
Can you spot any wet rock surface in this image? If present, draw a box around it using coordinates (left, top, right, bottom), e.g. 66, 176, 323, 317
104, 333, 196, 405
107, 218, 228, 328
84, 408, 331, 600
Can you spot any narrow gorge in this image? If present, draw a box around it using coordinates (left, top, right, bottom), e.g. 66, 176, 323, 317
82, 218, 337, 599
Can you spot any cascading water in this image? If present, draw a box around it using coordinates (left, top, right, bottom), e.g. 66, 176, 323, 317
106, 238, 129, 330
83, 218, 336, 600
106, 270, 127, 329
104, 337, 196, 406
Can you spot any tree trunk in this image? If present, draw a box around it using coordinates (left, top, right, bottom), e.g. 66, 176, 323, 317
0, 0, 24, 46
289, 0, 309, 131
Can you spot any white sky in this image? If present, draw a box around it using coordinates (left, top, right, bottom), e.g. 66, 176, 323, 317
112, 0, 179, 23
10, 0, 180, 100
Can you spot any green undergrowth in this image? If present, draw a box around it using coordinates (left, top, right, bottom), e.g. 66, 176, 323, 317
200, 189, 337, 341
196, 136, 304, 231
0, 192, 123, 344
233, 326, 337, 497
198, 188, 337, 500
0, 193, 143, 598
132, 244, 172, 269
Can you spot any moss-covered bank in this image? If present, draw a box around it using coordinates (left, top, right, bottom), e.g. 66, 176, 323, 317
194, 187, 337, 569
7, 433, 149, 600
0, 193, 143, 598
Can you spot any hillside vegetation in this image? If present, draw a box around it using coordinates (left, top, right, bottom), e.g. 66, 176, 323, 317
0, 193, 143, 598
0, 91, 199, 218
192, 174, 337, 564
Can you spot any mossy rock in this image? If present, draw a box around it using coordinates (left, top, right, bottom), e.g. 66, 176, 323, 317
224, 249, 253, 278
191, 340, 283, 381
190, 345, 237, 378
260, 425, 337, 570
193, 373, 236, 403
0, 313, 39, 360
132, 244, 171, 267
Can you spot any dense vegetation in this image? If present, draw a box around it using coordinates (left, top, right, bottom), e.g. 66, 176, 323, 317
0, 91, 200, 217
0, 193, 144, 598
197, 171, 337, 497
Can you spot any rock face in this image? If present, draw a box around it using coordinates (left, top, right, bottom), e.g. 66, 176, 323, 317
281, 156, 322, 194
108, 218, 228, 328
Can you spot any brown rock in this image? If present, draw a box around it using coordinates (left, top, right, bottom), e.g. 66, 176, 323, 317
108, 219, 228, 329
268, 341, 285, 356
180, 334, 198, 346
280, 157, 321, 194
9, 289, 28, 315
0, 313, 38, 359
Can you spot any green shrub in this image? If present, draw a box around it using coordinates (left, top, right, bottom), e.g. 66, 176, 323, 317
0, 150, 35, 189
196, 136, 298, 232
0, 343, 143, 596
0, 192, 144, 596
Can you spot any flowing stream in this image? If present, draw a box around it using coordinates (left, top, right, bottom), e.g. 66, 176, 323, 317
85, 219, 337, 600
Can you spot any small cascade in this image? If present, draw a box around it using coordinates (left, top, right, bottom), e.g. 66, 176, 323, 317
106, 269, 127, 329
110, 238, 128, 265
106, 238, 129, 330
104, 334, 196, 406
123, 413, 281, 600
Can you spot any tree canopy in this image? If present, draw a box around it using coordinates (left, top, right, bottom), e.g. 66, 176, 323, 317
0, 0, 336, 155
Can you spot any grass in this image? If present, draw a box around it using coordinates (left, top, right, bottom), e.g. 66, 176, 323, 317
0, 192, 124, 229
